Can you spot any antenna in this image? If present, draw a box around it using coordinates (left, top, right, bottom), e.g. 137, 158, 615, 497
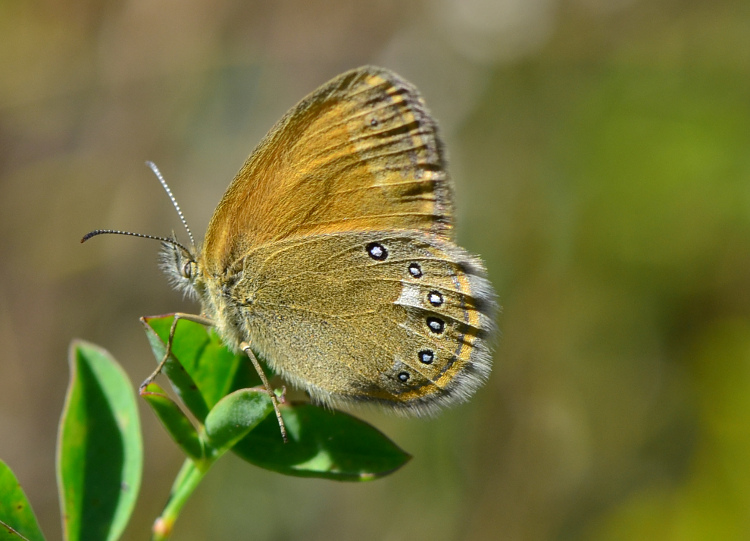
146, 161, 195, 248
80, 229, 191, 254
81, 162, 196, 254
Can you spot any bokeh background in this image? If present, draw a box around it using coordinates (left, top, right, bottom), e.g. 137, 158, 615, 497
2, 0, 750, 539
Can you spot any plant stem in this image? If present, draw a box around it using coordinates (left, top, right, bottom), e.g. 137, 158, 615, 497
151, 459, 210, 540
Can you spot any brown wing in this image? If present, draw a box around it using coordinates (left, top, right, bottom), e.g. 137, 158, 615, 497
201, 66, 454, 274
236, 231, 495, 414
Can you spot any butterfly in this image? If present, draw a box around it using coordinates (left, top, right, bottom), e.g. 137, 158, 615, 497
84, 66, 497, 435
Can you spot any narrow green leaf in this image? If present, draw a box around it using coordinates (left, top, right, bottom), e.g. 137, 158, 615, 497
58, 341, 143, 541
233, 404, 411, 481
140, 383, 204, 462
204, 390, 273, 454
0, 459, 45, 541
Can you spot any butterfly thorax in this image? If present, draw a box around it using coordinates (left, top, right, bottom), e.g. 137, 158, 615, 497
198, 262, 252, 352
161, 240, 258, 353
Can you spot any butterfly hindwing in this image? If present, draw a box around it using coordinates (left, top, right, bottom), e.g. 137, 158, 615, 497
232, 232, 495, 414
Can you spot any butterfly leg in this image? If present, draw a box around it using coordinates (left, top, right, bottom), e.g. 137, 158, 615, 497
140, 312, 215, 393
240, 341, 288, 443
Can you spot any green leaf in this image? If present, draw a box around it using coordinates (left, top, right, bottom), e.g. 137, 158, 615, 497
204, 389, 273, 454
141, 316, 260, 420
141, 318, 210, 422
233, 404, 411, 481
140, 383, 204, 462
0, 459, 45, 541
142, 315, 411, 480
58, 341, 143, 541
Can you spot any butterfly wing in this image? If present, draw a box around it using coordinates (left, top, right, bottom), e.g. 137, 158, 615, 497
237, 232, 496, 414
202, 66, 454, 274
198, 66, 496, 413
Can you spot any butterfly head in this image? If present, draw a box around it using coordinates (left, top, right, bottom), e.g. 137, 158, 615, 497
159, 239, 205, 301
82, 161, 206, 299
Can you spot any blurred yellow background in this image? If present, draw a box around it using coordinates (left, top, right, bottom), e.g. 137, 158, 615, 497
2, 0, 749, 539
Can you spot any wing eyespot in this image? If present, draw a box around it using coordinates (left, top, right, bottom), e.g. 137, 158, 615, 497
418, 350, 434, 364
366, 242, 388, 261
427, 291, 443, 307
427, 317, 445, 334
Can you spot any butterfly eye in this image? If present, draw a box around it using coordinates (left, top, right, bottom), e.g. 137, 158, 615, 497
183, 261, 193, 279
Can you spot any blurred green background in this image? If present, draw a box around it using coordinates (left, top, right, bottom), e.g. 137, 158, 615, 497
2, 0, 749, 539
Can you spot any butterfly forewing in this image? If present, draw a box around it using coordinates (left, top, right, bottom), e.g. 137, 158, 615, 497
202, 67, 454, 275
